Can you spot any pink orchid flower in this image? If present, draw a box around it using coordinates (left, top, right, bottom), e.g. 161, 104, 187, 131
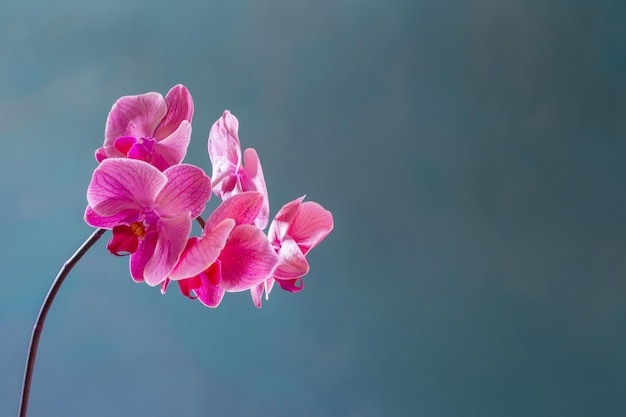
162, 192, 279, 308
85, 158, 212, 286
208, 110, 269, 229
95, 84, 194, 171
250, 196, 334, 307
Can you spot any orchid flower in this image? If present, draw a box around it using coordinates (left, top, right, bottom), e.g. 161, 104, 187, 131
208, 110, 269, 229
250, 196, 334, 307
162, 192, 279, 308
95, 84, 194, 171
84, 158, 212, 286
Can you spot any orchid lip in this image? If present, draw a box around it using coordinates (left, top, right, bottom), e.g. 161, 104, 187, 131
108, 224, 141, 256
114, 136, 157, 163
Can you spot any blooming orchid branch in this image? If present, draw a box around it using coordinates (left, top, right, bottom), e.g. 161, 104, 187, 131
17, 85, 334, 416
18, 228, 106, 417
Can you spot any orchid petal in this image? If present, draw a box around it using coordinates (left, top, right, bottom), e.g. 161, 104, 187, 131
151, 120, 192, 171
127, 142, 152, 161
178, 275, 202, 299
95, 146, 114, 162
143, 213, 192, 286
87, 159, 166, 217
273, 236, 310, 279
218, 225, 279, 292
276, 277, 304, 293
154, 84, 194, 139
129, 230, 158, 283
209, 110, 241, 196
239, 148, 270, 229
268, 196, 305, 246
112, 136, 137, 155
104, 92, 167, 146
250, 276, 273, 307
205, 191, 263, 231
266, 276, 275, 296
195, 263, 226, 308
287, 201, 334, 254
219, 176, 240, 199
84, 206, 140, 229
250, 282, 264, 308
156, 164, 212, 218
160, 278, 171, 294
169, 218, 235, 280
197, 285, 225, 308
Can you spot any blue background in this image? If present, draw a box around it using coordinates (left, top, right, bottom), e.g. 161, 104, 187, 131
2, 1, 626, 416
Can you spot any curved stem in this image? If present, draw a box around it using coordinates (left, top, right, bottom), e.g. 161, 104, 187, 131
195, 215, 206, 229
18, 228, 107, 417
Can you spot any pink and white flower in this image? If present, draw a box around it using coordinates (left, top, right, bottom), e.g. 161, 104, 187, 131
208, 110, 269, 229
251, 196, 334, 307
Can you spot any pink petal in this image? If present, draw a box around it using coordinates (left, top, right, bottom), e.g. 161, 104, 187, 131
153, 84, 194, 139
178, 275, 202, 299
84, 206, 140, 228
216, 175, 239, 199
87, 159, 167, 217
166, 236, 198, 281
151, 120, 192, 171
95, 147, 110, 162
249, 277, 274, 308
129, 230, 159, 283
95, 144, 125, 162
160, 278, 171, 294
268, 196, 305, 246
239, 148, 270, 229
156, 164, 212, 218
104, 92, 167, 146
195, 262, 226, 308
127, 141, 152, 161
209, 110, 241, 196
113, 136, 139, 155
168, 218, 235, 280
273, 236, 310, 279
218, 225, 279, 292
250, 282, 264, 308
288, 201, 334, 254
197, 285, 225, 308
143, 213, 192, 286
276, 277, 304, 293
266, 277, 275, 296
205, 191, 264, 231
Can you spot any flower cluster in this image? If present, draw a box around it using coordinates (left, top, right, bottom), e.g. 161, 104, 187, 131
85, 85, 333, 308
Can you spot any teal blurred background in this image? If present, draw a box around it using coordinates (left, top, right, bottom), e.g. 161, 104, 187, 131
2, 0, 626, 416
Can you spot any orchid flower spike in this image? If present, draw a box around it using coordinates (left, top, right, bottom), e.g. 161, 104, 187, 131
96, 84, 194, 171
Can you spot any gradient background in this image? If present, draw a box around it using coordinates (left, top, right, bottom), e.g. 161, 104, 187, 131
2, 1, 626, 416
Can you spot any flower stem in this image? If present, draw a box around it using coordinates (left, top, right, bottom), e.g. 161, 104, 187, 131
18, 228, 107, 417
195, 216, 206, 229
